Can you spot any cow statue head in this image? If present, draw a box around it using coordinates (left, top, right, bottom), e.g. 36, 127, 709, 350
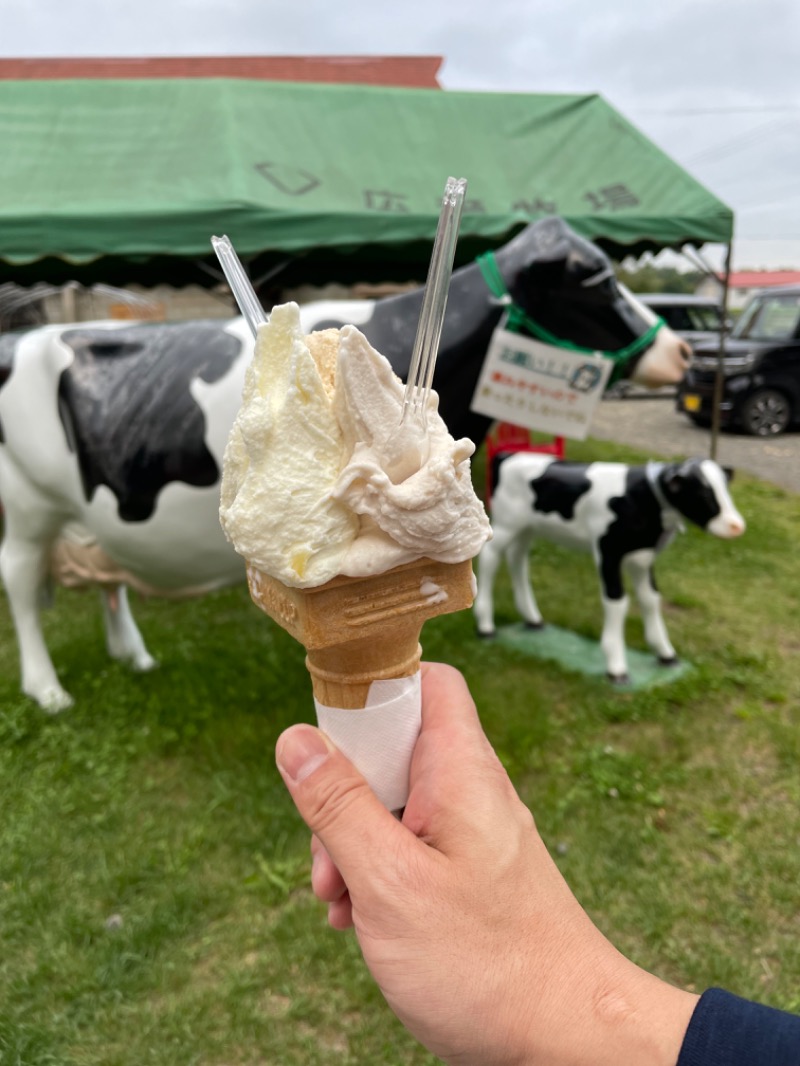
497, 216, 692, 390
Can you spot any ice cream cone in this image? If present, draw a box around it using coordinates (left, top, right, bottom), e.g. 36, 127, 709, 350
246, 557, 476, 709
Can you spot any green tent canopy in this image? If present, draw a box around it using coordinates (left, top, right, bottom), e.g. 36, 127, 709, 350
0, 77, 733, 286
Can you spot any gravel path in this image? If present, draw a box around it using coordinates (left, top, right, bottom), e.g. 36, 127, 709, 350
589, 393, 800, 494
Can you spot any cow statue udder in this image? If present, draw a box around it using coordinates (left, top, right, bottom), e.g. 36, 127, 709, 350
0, 217, 692, 711
473, 455, 746, 682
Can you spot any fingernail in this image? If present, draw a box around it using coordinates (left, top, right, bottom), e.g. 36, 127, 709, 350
276, 725, 331, 784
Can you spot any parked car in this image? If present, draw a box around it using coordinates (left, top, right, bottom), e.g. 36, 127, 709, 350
677, 285, 800, 436
639, 292, 727, 350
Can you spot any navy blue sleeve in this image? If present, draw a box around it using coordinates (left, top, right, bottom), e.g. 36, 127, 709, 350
677, 988, 800, 1065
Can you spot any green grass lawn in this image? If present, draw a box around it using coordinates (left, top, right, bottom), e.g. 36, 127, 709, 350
1, 436, 799, 1065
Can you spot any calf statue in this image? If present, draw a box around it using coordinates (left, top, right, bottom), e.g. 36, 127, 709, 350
0, 217, 692, 711
473, 455, 745, 682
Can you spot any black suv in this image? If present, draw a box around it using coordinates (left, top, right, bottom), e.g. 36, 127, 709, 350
677, 285, 800, 436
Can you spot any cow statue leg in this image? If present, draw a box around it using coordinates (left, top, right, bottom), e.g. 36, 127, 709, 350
623, 551, 677, 666
1, 533, 75, 712
474, 535, 504, 637
599, 595, 630, 683
504, 530, 544, 629
474, 521, 524, 635
596, 551, 630, 683
101, 586, 158, 673
475, 524, 545, 637
0, 479, 74, 712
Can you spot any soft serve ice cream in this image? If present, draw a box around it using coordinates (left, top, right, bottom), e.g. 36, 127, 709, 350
219, 302, 490, 586
222, 300, 487, 811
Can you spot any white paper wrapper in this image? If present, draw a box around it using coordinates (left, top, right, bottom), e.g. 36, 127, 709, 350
314, 672, 421, 812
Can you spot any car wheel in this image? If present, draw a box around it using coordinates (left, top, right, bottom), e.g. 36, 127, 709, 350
739, 389, 792, 436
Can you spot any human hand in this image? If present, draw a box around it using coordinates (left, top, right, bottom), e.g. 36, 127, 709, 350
276, 663, 697, 1066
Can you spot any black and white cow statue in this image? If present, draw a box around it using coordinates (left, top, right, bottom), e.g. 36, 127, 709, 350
0, 218, 692, 711
473, 454, 745, 682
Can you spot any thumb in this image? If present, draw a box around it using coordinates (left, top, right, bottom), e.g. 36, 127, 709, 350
276, 723, 404, 887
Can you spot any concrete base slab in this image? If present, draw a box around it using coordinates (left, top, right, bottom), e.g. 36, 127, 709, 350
493, 622, 693, 689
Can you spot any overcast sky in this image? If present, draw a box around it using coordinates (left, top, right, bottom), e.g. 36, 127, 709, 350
4, 0, 800, 271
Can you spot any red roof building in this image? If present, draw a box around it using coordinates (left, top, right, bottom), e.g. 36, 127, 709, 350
698, 269, 800, 307
727, 270, 800, 290
0, 55, 443, 88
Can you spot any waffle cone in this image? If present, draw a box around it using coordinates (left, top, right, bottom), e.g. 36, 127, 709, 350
246, 557, 476, 708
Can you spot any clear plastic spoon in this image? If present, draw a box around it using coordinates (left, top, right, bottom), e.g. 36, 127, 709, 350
384, 176, 467, 482
402, 176, 467, 429
211, 235, 267, 338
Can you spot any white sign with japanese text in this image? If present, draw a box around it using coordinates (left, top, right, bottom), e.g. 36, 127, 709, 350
470, 326, 613, 440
